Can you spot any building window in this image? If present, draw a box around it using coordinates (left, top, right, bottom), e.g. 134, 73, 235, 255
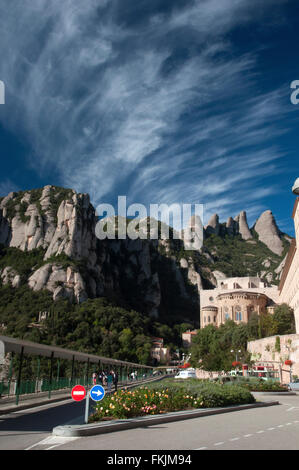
235, 306, 242, 321
208, 316, 210, 323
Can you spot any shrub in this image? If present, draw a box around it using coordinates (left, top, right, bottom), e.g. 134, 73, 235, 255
89, 380, 255, 422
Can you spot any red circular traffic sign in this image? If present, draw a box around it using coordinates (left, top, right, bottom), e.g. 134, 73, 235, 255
71, 385, 86, 401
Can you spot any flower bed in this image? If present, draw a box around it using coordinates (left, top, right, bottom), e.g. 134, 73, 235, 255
89, 380, 255, 422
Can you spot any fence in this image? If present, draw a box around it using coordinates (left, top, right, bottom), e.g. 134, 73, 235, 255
0, 370, 155, 405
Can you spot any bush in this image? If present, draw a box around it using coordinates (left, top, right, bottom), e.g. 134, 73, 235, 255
232, 378, 287, 392
89, 380, 255, 422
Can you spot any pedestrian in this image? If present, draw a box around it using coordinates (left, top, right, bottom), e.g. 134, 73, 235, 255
98, 371, 103, 385
107, 371, 113, 394
92, 372, 97, 385
112, 370, 119, 392
103, 371, 108, 386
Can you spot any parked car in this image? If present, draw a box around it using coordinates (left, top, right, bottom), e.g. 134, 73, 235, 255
174, 369, 197, 379
287, 379, 299, 391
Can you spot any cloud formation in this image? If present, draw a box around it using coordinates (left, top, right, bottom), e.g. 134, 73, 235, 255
0, 0, 294, 228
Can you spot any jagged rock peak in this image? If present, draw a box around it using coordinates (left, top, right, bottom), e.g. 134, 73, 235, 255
205, 213, 219, 236
254, 210, 284, 255
234, 210, 252, 240
226, 216, 237, 236
0, 185, 97, 264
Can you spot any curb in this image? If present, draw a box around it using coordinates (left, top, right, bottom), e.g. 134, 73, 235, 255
253, 391, 297, 396
52, 401, 280, 437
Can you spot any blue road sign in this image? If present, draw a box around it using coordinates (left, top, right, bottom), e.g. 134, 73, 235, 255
89, 385, 105, 402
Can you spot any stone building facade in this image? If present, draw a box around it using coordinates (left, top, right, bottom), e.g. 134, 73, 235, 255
200, 276, 279, 329
247, 334, 299, 384
182, 330, 198, 348
279, 197, 299, 333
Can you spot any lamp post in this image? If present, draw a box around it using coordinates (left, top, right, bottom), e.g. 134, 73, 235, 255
285, 343, 293, 383
231, 349, 241, 363
231, 349, 242, 376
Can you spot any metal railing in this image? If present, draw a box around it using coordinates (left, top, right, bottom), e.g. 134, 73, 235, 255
0, 372, 157, 404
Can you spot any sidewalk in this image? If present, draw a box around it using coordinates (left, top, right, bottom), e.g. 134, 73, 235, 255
0, 375, 168, 415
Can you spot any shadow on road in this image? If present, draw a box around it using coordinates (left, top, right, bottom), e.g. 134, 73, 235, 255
0, 400, 88, 433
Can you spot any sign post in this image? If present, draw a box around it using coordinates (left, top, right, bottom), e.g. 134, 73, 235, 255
84, 391, 90, 424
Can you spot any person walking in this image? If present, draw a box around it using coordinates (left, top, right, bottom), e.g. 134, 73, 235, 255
92, 372, 97, 385
106, 371, 113, 394
98, 371, 103, 385
112, 370, 119, 392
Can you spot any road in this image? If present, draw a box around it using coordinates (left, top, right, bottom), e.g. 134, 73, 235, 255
0, 397, 92, 450
0, 393, 299, 450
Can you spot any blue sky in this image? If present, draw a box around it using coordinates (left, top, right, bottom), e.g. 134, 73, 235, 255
0, 0, 298, 235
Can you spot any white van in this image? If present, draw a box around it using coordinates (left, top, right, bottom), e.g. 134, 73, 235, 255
174, 369, 197, 379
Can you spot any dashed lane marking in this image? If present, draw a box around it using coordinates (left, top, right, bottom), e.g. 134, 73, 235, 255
194, 421, 298, 450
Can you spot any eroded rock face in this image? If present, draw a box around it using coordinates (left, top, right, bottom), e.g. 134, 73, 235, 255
0, 267, 21, 288
0, 187, 97, 303
0, 209, 10, 245
0, 186, 289, 316
254, 210, 284, 256
182, 215, 204, 251
44, 192, 97, 266
226, 217, 238, 236
28, 264, 88, 303
205, 214, 220, 236
234, 211, 252, 241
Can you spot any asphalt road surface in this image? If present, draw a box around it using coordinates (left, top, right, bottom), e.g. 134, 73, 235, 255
0, 393, 299, 450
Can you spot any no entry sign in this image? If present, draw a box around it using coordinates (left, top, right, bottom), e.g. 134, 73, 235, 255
71, 385, 86, 401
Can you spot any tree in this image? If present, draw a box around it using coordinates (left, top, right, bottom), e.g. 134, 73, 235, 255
272, 304, 295, 335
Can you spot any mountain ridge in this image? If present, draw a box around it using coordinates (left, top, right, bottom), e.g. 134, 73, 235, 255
0, 185, 293, 324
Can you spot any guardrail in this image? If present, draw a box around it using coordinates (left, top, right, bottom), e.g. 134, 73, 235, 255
0, 373, 166, 405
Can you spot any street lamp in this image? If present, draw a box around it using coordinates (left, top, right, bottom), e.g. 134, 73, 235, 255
231, 350, 242, 362
285, 344, 293, 383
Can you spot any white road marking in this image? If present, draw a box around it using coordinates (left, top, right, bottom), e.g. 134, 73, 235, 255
194, 415, 299, 450
25, 436, 78, 450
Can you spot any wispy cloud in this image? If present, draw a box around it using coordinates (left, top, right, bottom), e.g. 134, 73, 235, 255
0, 0, 294, 231
0, 179, 19, 197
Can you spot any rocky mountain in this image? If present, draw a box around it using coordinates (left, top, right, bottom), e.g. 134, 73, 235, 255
0, 186, 292, 324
